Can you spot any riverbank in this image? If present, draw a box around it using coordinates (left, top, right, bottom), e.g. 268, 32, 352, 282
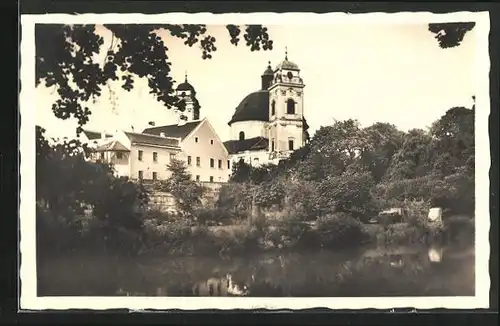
134, 213, 474, 258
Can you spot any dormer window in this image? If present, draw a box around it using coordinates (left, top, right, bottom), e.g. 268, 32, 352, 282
286, 99, 296, 114
239, 131, 245, 141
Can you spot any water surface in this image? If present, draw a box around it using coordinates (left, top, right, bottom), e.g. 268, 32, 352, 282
37, 244, 474, 297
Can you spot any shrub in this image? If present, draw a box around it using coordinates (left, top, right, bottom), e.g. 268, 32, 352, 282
315, 213, 370, 248
194, 207, 233, 226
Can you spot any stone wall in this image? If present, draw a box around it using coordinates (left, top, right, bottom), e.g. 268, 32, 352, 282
147, 182, 224, 213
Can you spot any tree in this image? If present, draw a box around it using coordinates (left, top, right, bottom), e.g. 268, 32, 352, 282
161, 159, 204, 216
36, 126, 149, 254
294, 119, 365, 180
359, 122, 405, 182
36, 24, 273, 135
385, 129, 436, 181
428, 22, 476, 49
430, 107, 474, 175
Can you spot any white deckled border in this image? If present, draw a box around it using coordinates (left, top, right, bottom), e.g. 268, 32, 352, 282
19, 11, 491, 311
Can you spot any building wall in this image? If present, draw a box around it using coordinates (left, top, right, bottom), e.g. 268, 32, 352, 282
268, 71, 305, 153
179, 120, 231, 183
129, 144, 181, 180
229, 149, 270, 168
230, 120, 268, 140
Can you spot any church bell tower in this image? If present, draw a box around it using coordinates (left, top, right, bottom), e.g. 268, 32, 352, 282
175, 71, 200, 121
267, 48, 306, 156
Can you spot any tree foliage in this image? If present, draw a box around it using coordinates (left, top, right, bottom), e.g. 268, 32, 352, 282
36, 24, 273, 135
428, 22, 476, 49
161, 158, 204, 216
229, 106, 475, 218
36, 126, 149, 254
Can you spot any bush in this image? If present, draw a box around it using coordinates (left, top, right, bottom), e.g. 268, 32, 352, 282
194, 207, 233, 226
315, 213, 370, 248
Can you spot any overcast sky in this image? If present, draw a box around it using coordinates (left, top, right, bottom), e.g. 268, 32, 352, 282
35, 23, 477, 141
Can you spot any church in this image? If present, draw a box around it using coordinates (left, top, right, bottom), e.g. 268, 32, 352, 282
82, 51, 309, 182
223, 51, 310, 167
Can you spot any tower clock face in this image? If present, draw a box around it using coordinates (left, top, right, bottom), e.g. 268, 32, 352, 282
287, 71, 293, 80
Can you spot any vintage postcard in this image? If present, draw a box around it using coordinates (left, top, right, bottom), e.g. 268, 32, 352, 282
20, 11, 491, 310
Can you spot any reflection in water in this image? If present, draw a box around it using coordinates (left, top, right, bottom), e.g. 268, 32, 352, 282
37, 244, 474, 297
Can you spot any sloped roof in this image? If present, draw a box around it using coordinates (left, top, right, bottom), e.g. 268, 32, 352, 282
223, 137, 269, 154
124, 131, 181, 148
82, 130, 113, 140
94, 140, 130, 152
142, 120, 202, 140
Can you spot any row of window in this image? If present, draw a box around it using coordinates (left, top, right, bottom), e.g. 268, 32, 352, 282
270, 98, 296, 116
137, 170, 224, 183
187, 156, 230, 169
138, 150, 176, 162
194, 137, 215, 145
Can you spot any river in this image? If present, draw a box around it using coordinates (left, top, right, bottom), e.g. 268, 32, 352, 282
37, 243, 474, 297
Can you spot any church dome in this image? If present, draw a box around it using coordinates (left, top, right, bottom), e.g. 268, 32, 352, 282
228, 90, 270, 125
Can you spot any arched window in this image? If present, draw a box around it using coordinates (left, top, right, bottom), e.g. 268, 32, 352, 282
288, 138, 295, 151
271, 100, 276, 116
286, 99, 296, 114
239, 131, 245, 141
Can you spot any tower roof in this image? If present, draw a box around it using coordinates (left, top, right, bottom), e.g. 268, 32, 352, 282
262, 61, 274, 76
176, 71, 195, 91
275, 47, 300, 71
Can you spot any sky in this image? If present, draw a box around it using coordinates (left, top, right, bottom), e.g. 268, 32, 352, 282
35, 23, 477, 141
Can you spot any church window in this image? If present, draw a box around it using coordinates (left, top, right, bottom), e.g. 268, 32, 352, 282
287, 99, 296, 114
287, 71, 293, 80
271, 100, 276, 116
271, 139, 275, 152
239, 131, 245, 141
288, 139, 295, 151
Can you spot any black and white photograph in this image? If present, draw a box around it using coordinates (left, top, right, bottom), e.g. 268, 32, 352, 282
20, 11, 490, 310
